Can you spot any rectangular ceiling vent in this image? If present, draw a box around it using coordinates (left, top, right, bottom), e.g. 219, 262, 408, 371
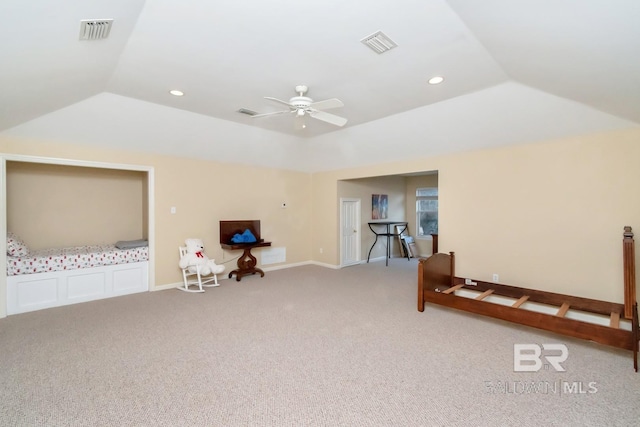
79, 19, 113, 40
360, 31, 397, 54
237, 108, 258, 116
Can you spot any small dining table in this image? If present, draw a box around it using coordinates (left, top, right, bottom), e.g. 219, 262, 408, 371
366, 221, 409, 266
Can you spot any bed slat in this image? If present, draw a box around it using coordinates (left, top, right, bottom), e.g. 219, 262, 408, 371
556, 302, 570, 317
610, 311, 621, 329
475, 289, 494, 301
442, 284, 463, 295
512, 295, 529, 308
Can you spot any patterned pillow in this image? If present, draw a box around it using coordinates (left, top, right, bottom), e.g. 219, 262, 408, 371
7, 232, 30, 257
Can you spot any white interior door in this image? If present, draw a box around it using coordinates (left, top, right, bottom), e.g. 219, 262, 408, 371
340, 198, 361, 267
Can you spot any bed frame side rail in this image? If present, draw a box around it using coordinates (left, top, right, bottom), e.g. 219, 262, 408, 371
423, 284, 636, 352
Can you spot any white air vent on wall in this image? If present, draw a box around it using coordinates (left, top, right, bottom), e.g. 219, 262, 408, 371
79, 19, 113, 40
360, 31, 397, 54
261, 247, 286, 265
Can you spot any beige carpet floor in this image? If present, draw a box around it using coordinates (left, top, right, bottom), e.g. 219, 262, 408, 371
1, 258, 639, 426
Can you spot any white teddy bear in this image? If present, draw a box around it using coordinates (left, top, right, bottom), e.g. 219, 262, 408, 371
179, 238, 225, 278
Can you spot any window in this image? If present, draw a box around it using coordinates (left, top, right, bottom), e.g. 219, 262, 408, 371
416, 187, 438, 237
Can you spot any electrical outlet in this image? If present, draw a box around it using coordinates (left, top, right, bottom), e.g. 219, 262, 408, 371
492, 273, 499, 282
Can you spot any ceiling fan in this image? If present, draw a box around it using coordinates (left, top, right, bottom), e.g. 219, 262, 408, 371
252, 85, 347, 128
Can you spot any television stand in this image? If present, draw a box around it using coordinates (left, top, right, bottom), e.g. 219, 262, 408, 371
221, 241, 272, 281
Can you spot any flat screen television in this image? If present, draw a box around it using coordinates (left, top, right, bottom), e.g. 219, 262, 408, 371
219, 220, 262, 245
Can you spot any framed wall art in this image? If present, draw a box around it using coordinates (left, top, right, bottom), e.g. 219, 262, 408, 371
372, 194, 388, 219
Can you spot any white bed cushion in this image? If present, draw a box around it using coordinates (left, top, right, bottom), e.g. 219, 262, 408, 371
6, 232, 30, 257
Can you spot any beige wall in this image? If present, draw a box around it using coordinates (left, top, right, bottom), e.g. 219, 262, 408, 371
152, 155, 312, 284
6, 162, 145, 250
338, 175, 407, 261
441, 131, 640, 302
1, 137, 312, 291
3, 127, 640, 307
312, 128, 640, 303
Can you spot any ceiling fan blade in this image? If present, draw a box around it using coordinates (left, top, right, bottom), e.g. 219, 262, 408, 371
264, 97, 294, 108
309, 110, 348, 127
251, 109, 292, 118
309, 98, 344, 111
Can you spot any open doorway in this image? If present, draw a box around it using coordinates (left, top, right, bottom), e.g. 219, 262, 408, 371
337, 171, 438, 263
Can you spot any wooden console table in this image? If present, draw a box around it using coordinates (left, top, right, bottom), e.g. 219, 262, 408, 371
221, 241, 271, 281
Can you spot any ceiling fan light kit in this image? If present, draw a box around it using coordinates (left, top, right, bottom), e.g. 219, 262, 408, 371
250, 85, 348, 128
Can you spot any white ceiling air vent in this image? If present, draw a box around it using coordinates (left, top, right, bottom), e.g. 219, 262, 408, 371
79, 19, 113, 40
360, 31, 397, 54
237, 108, 258, 116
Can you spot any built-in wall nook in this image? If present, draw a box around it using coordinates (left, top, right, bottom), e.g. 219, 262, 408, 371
0, 154, 155, 317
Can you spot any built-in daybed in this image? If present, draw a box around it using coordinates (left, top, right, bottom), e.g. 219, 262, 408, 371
6, 233, 149, 315
2, 155, 155, 317
418, 227, 639, 371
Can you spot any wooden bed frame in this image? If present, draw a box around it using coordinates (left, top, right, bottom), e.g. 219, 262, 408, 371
418, 227, 639, 371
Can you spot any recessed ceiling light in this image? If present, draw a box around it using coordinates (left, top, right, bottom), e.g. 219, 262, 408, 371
428, 76, 444, 85
169, 90, 184, 96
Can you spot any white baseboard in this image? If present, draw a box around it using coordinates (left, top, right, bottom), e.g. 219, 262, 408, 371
153, 282, 181, 291
307, 260, 341, 269
156, 258, 398, 289
154, 274, 231, 291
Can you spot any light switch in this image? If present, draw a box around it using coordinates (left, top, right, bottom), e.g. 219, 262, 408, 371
170, 207, 176, 214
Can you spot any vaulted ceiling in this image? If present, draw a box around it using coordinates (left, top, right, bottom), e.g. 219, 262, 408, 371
1, 1, 639, 172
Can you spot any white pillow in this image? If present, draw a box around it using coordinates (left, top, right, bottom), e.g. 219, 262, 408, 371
7, 232, 30, 257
